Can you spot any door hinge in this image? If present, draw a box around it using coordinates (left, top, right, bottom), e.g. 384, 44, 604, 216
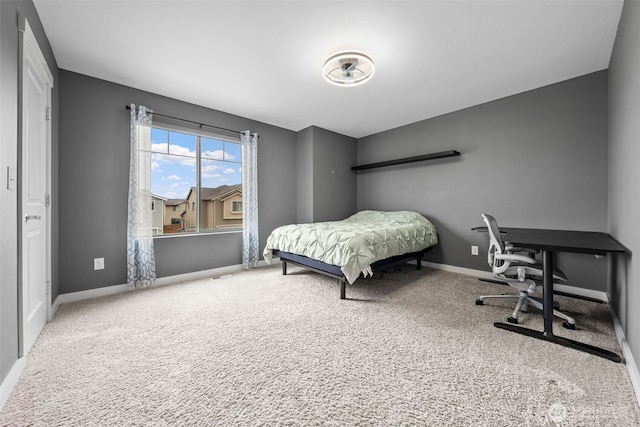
45, 106, 51, 121
45, 193, 50, 207
46, 281, 51, 295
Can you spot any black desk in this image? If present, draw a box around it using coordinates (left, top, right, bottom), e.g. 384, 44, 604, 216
473, 226, 628, 362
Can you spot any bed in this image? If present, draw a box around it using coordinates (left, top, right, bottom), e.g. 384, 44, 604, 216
263, 210, 438, 299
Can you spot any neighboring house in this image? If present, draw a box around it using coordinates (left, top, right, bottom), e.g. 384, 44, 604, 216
201, 184, 243, 231
151, 194, 167, 235
162, 185, 242, 234
163, 199, 187, 234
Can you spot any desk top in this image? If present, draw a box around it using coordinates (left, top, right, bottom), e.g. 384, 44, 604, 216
472, 226, 629, 255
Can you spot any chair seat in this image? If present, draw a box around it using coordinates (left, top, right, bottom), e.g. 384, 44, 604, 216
503, 261, 568, 283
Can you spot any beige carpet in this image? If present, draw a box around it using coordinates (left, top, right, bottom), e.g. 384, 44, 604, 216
1, 264, 639, 426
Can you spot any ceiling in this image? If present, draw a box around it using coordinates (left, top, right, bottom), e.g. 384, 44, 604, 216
33, 0, 623, 139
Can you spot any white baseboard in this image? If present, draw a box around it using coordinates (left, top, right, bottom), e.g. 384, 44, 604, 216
53, 261, 272, 307
0, 358, 26, 412
421, 261, 609, 302
54, 282, 130, 306
422, 260, 495, 280
611, 311, 640, 407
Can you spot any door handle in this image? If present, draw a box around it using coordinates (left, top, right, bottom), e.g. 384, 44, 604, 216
25, 215, 42, 222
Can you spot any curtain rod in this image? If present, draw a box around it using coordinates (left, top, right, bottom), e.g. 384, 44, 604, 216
125, 105, 243, 136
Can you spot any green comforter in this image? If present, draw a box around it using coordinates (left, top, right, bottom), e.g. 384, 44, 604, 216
263, 210, 438, 284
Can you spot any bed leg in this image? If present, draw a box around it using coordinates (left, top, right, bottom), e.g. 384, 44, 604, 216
282, 259, 288, 275
416, 254, 423, 270
340, 279, 346, 300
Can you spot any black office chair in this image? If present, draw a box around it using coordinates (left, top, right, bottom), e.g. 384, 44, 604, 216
475, 214, 576, 329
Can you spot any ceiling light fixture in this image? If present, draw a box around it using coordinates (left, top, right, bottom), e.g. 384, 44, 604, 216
322, 51, 375, 87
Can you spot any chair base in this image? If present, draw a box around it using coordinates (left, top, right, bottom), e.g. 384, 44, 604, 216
476, 293, 576, 327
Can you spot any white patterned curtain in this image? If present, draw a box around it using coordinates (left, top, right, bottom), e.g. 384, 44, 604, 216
127, 104, 156, 288
241, 131, 259, 269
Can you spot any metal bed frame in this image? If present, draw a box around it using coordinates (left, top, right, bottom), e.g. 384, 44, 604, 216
273, 248, 432, 299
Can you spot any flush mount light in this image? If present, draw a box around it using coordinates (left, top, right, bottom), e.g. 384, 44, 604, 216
322, 51, 375, 87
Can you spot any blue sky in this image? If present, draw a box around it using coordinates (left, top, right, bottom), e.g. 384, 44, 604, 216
151, 128, 242, 200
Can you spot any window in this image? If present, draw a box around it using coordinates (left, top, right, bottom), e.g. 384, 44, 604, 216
148, 126, 242, 235
232, 201, 242, 212
151, 200, 156, 211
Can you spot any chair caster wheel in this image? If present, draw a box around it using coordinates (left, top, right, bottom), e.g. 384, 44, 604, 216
475, 299, 484, 305
507, 317, 518, 324
563, 322, 576, 330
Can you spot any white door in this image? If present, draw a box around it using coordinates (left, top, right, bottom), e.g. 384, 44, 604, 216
20, 18, 53, 356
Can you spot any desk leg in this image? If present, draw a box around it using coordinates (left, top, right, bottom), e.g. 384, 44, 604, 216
494, 249, 622, 363
542, 249, 554, 335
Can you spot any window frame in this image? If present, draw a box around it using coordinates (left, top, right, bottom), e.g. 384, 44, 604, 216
148, 122, 242, 238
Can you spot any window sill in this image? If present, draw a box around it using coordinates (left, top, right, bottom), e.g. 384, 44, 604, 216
153, 229, 242, 240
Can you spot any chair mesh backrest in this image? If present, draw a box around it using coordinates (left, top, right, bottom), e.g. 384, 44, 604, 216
482, 214, 505, 268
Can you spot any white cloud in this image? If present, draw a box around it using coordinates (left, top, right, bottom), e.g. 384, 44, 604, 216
152, 143, 168, 152
202, 164, 220, 173
203, 149, 235, 161
164, 174, 182, 181
223, 168, 235, 174
152, 145, 196, 167
203, 150, 224, 160
169, 144, 195, 157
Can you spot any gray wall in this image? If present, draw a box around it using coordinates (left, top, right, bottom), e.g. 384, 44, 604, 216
311, 127, 357, 222
609, 0, 640, 375
356, 71, 609, 291
312, 127, 357, 222
0, 0, 59, 387
296, 126, 357, 223
296, 127, 313, 223
58, 71, 298, 293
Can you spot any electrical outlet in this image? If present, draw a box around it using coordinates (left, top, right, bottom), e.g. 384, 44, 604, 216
471, 245, 479, 256
94, 257, 105, 270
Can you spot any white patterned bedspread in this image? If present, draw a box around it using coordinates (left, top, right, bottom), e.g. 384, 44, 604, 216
263, 210, 438, 284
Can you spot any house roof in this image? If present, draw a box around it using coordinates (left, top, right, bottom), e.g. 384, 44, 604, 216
201, 184, 242, 202
181, 184, 243, 203
163, 199, 184, 207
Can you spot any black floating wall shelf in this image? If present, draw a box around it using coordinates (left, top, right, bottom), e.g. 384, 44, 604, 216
351, 150, 461, 171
